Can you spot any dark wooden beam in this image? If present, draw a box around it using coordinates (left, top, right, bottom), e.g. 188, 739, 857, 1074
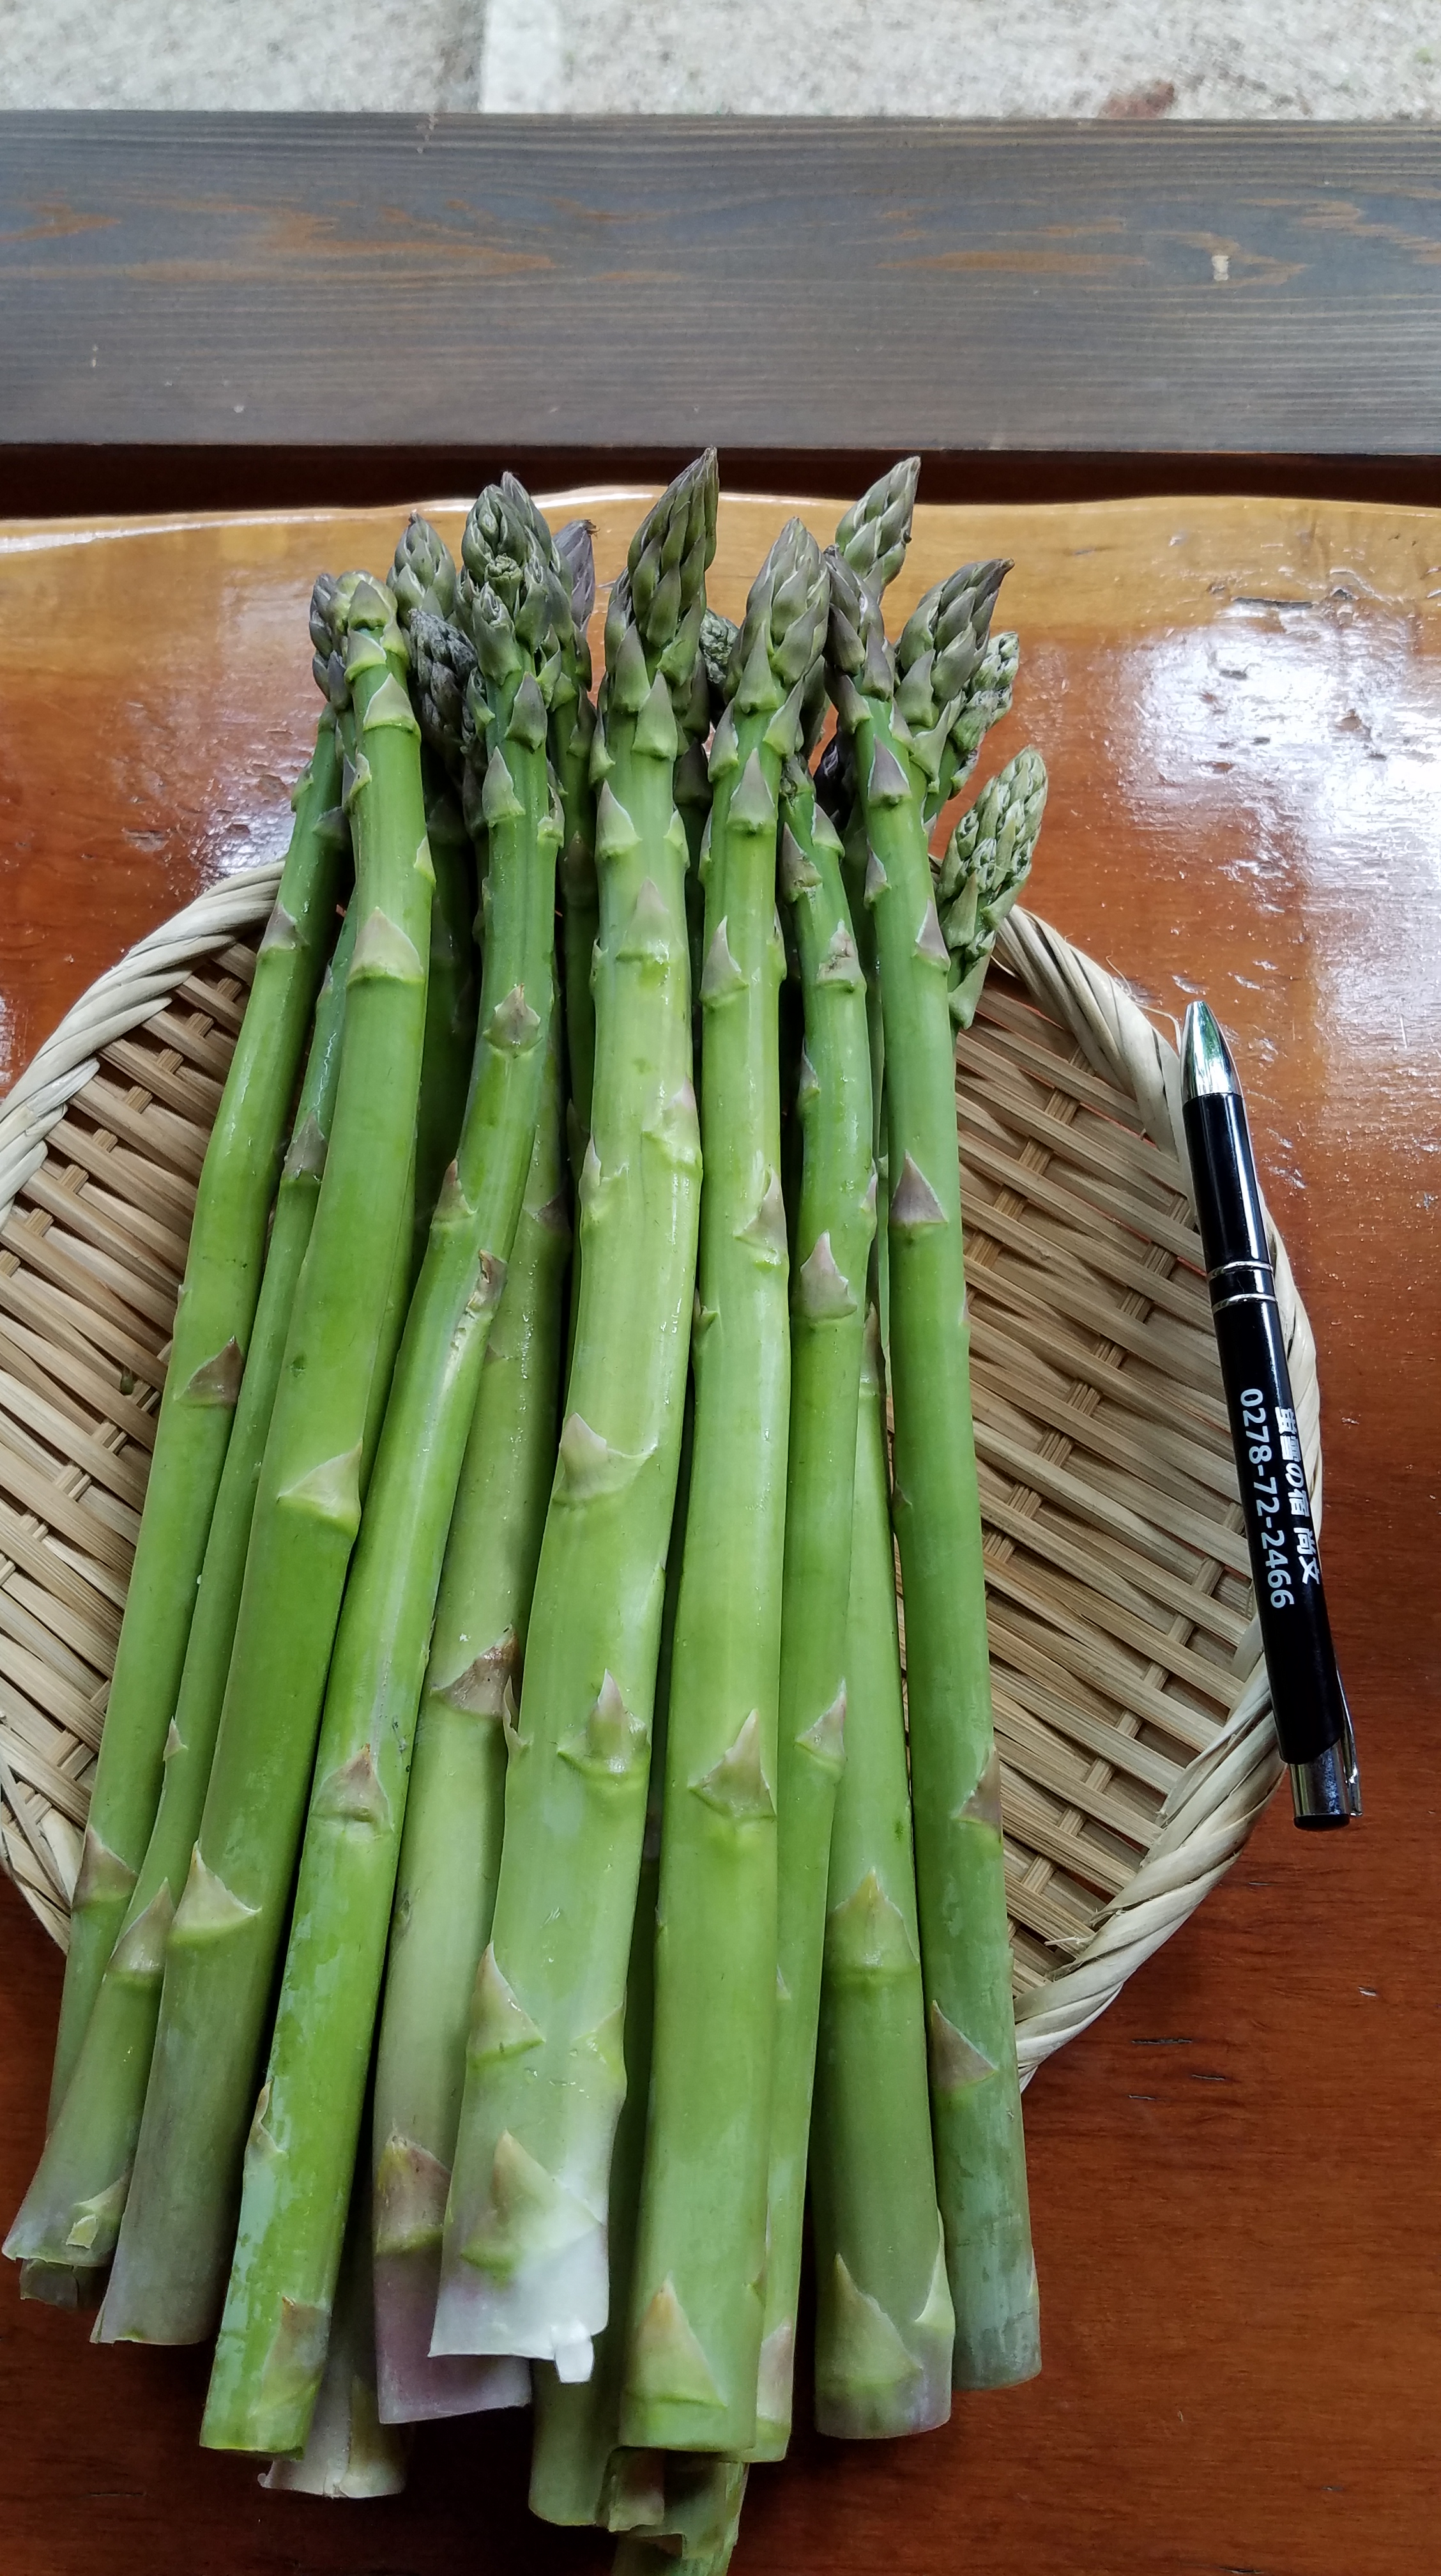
3, 115, 1439, 509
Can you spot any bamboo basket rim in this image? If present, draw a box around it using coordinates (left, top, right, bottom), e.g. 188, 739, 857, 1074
0, 862, 1300, 2083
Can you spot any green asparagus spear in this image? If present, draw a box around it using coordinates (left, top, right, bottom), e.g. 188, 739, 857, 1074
751, 761, 876, 2462
811, 1305, 953, 2439
556, 514, 599, 628
835, 456, 920, 598
808, 759, 1041, 2438
431, 454, 715, 2381
620, 520, 827, 2458
46, 660, 349, 2119
846, 558, 1016, 1346
413, 783, 478, 1267
497, 487, 600, 1177
528, 1807, 661, 2523
391, 509, 457, 627
819, 463, 923, 1361
890, 560, 1017, 829
372, 1004, 567, 2426
202, 521, 564, 2457
96, 571, 434, 2347
5, 903, 357, 2285
671, 604, 730, 1011
528, 1382, 691, 2526
404, 606, 478, 785
391, 518, 480, 1263
556, 573, 600, 1176
825, 548, 1039, 2388
937, 748, 1047, 1028
812, 457, 920, 821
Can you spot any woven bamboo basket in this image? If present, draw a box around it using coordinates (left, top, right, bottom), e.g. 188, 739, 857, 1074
0, 866, 1307, 2082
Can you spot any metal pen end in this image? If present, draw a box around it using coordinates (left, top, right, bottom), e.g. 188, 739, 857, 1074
1181, 999, 1240, 1103
1290, 1694, 1362, 1829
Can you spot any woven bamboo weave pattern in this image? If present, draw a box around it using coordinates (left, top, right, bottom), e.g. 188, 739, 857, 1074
0, 871, 1305, 2073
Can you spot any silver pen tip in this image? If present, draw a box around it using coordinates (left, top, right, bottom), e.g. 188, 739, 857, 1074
1181, 999, 1239, 1103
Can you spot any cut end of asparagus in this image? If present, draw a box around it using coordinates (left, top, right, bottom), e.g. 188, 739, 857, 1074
16, 2257, 104, 2309
374, 2248, 531, 2423
611, 2455, 750, 2575
951, 2289, 1042, 2391
814, 2248, 954, 2441
259, 2368, 409, 2499
430, 2214, 607, 2373
7, 2162, 128, 2273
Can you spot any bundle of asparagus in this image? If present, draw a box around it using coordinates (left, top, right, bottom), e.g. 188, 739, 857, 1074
6, 458, 1049, 2576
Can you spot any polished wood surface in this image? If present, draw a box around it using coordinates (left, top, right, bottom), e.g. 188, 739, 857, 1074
4, 117, 1441, 519
1, 490, 1436, 2572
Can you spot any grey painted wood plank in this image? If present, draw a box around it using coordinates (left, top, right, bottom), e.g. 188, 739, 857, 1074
2, 115, 1439, 457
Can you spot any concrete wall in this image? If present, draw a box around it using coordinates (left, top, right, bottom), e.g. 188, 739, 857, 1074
4, 0, 1439, 118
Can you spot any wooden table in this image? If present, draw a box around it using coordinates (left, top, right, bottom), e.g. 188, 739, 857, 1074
1, 482, 1436, 2573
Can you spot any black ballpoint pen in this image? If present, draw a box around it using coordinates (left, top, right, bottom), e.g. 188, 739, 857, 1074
1181, 1000, 1361, 1828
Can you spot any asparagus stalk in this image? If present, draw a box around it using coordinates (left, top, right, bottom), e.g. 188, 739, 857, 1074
620, 520, 827, 2459
557, 514, 599, 628
528, 1798, 661, 2523
201, 517, 564, 2457
813, 457, 920, 828
392, 516, 480, 1263
884, 546, 1020, 833
494, 494, 599, 1397
937, 748, 1047, 1028
751, 762, 875, 2462
372, 1004, 568, 2426
404, 604, 478, 785
485, 487, 600, 1177
96, 570, 434, 2347
261, 2153, 408, 2499
549, 510, 602, 1176
811, 1305, 953, 2439
819, 464, 923, 1360
672, 604, 736, 1002
46, 662, 349, 2119
855, 567, 1015, 1349
528, 1384, 691, 2526
825, 549, 1039, 2388
390, 508, 454, 623
4, 902, 358, 2285
413, 783, 478, 1266
431, 453, 715, 2380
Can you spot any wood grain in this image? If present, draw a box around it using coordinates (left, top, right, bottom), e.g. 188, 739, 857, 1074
1, 488, 1437, 2573
3, 116, 1440, 493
